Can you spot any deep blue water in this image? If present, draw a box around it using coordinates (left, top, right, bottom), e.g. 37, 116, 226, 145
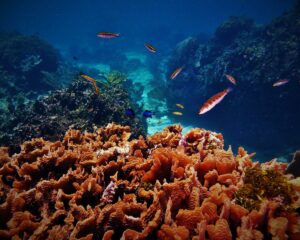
0, 0, 292, 50
0, 0, 299, 162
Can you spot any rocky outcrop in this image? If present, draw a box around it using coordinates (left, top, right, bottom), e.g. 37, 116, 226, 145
166, 1, 300, 158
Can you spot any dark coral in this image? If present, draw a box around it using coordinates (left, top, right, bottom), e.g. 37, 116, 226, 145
0, 78, 147, 154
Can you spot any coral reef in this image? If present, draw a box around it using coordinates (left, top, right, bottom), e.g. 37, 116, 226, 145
165, 1, 300, 159
0, 123, 299, 239
0, 77, 146, 154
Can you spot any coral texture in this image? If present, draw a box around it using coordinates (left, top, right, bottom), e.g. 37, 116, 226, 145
0, 123, 300, 239
0, 78, 146, 154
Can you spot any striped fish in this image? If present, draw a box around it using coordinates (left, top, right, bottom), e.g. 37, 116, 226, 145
97, 32, 120, 38
144, 43, 156, 53
199, 88, 231, 115
225, 74, 237, 85
170, 67, 184, 79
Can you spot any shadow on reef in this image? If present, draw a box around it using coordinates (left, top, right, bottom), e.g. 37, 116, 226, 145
166, 0, 300, 159
0, 76, 147, 155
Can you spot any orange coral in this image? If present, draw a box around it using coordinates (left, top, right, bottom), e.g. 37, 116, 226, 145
157, 224, 189, 240
142, 148, 192, 183
230, 204, 249, 225
0, 123, 299, 239
207, 219, 232, 240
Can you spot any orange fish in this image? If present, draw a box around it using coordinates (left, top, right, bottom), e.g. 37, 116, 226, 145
170, 67, 184, 79
225, 74, 237, 85
81, 74, 96, 83
144, 43, 156, 53
199, 88, 231, 115
273, 79, 289, 87
81, 74, 100, 95
97, 32, 120, 38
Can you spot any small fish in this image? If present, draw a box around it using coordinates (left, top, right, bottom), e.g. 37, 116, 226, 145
125, 108, 135, 117
80, 74, 100, 95
225, 74, 237, 85
97, 32, 120, 39
81, 74, 96, 83
144, 43, 156, 53
273, 79, 289, 87
199, 88, 231, 115
72, 56, 79, 61
176, 103, 184, 109
172, 111, 183, 116
170, 67, 184, 79
143, 110, 153, 118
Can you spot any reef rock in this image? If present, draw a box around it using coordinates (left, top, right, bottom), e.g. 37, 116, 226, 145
0, 32, 61, 92
0, 78, 147, 154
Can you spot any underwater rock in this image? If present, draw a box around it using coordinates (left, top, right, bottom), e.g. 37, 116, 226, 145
0, 32, 61, 92
0, 77, 147, 154
0, 124, 299, 239
165, 1, 300, 158
286, 151, 300, 177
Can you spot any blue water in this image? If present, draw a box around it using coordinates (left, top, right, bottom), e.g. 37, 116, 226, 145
0, 0, 292, 50
0, 0, 299, 162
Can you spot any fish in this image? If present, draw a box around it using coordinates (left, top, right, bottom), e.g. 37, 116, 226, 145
273, 79, 289, 87
81, 74, 96, 83
176, 103, 184, 109
144, 43, 156, 53
125, 108, 135, 118
199, 88, 231, 115
225, 74, 237, 85
170, 67, 184, 79
172, 111, 183, 116
143, 110, 153, 118
97, 32, 120, 39
80, 74, 100, 95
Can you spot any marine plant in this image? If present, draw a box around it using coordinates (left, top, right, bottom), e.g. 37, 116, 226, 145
106, 70, 127, 86
235, 166, 294, 211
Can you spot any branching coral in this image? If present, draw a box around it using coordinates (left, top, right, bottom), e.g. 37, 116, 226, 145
0, 124, 299, 239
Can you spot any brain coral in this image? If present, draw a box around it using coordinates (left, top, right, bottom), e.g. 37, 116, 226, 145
0, 123, 300, 240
